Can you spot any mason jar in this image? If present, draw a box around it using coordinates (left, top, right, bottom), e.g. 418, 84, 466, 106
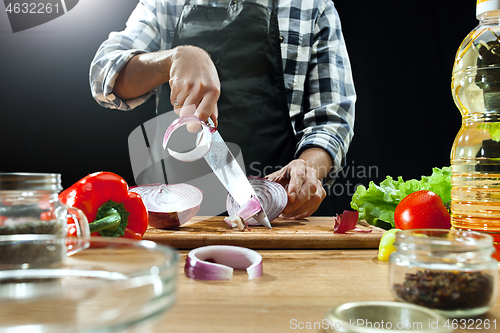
389, 229, 499, 318
0, 173, 90, 268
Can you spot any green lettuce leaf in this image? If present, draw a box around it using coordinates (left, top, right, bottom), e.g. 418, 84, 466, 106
350, 167, 451, 229
478, 122, 500, 142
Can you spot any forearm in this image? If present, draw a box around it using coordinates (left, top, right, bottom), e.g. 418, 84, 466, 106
113, 50, 173, 101
112, 45, 220, 125
298, 147, 333, 181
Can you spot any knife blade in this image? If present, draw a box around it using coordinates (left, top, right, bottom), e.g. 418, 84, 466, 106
202, 120, 271, 229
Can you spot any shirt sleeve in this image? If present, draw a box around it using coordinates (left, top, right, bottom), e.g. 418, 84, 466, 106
295, 1, 356, 186
89, 0, 164, 111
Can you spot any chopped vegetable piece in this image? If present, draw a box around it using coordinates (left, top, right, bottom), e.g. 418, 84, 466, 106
333, 210, 359, 233
224, 196, 262, 231
378, 229, 400, 261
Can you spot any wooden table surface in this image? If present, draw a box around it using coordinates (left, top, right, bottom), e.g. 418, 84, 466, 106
143, 248, 500, 333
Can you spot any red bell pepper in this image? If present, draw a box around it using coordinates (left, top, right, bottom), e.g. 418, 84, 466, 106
60, 171, 148, 240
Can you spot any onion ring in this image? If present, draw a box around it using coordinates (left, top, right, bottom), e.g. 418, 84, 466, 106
184, 245, 263, 281
162, 115, 214, 162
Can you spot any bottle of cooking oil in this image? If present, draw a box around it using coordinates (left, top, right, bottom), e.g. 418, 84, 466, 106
451, 0, 500, 259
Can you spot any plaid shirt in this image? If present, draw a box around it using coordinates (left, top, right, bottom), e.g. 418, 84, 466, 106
89, 0, 356, 182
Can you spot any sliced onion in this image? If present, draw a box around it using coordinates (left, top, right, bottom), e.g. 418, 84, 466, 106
224, 196, 262, 231
130, 183, 202, 229
226, 177, 287, 227
162, 115, 214, 162
185, 245, 263, 281
333, 210, 371, 233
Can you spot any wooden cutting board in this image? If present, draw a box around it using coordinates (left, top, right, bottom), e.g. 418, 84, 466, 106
143, 216, 386, 250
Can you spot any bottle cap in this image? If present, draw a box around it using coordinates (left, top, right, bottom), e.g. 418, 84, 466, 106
477, 0, 500, 18
0, 173, 63, 192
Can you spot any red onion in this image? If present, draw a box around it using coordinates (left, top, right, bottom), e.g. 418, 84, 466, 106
226, 177, 287, 227
162, 115, 214, 162
224, 196, 262, 231
185, 245, 263, 281
333, 210, 371, 233
130, 183, 202, 229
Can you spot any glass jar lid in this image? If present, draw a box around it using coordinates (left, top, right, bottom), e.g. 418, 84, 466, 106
0, 173, 63, 192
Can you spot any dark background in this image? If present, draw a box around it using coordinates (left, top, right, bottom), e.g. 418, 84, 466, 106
0, 1, 476, 216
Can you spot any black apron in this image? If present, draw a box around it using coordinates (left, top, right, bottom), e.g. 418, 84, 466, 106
157, 0, 296, 177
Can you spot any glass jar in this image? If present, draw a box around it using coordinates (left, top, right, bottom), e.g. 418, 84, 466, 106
0, 173, 90, 268
389, 229, 499, 318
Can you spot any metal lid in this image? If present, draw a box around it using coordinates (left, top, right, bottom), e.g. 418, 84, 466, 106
324, 301, 453, 333
0, 173, 63, 192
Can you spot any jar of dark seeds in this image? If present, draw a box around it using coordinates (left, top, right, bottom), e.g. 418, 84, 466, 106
0, 173, 89, 269
389, 229, 498, 318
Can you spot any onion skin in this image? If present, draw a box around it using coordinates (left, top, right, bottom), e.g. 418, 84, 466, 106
148, 203, 201, 229
185, 245, 263, 281
333, 210, 360, 233
147, 201, 201, 229
148, 211, 180, 229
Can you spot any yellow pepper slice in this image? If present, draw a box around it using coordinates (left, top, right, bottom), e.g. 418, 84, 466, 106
377, 229, 401, 261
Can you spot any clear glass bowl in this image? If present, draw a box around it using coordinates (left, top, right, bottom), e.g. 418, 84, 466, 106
0, 236, 178, 332
390, 229, 499, 318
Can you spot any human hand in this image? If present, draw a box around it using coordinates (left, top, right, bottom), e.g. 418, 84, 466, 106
265, 159, 326, 219
169, 45, 220, 130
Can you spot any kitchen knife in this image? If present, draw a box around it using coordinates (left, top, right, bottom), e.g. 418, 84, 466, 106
203, 119, 271, 229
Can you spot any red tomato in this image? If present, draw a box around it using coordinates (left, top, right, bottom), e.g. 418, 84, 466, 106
394, 190, 451, 230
